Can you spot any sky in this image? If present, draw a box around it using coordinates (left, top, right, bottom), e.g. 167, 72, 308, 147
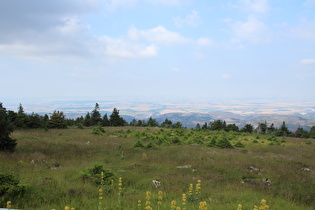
1, 0, 315, 103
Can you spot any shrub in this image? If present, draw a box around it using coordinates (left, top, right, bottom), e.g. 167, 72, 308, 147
305, 141, 312, 145
77, 124, 84, 129
92, 125, 106, 135
0, 173, 26, 198
81, 164, 114, 185
133, 140, 145, 148
145, 142, 157, 149
234, 141, 245, 148
207, 138, 217, 147
216, 138, 234, 149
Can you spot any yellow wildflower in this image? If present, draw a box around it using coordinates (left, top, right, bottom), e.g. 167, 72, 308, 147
171, 200, 177, 209
6, 201, 11, 209
138, 200, 142, 206
188, 183, 193, 195
237, 204, 242, 210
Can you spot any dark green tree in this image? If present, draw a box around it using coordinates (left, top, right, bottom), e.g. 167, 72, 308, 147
256, 122, 267, 134
240, 124, 254, 133
146, 117, 159, 127
84, 112, 91, 127
109, 108, 125, 126
225, 123, 239, 132
15, 103, 29, 128
309, 126, 315, 138
27, 112, 42, 128
0, 103, 17, 152
277, 121, 290, 136
91, 103, 102, 126
201, 122, 208, 130
129, 119, 138, 126
195, 123, 201, 129
209, 120, 226, 131
171, 121, 183, 128
294, 127, 310, 138
102, 114, 110, 126
161, 118, 172, 128
267, 123, 276, 134
137, 120, 144, 127
47, 111, 67, 129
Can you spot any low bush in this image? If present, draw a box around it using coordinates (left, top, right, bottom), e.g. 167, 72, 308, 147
80, 164, 114, 185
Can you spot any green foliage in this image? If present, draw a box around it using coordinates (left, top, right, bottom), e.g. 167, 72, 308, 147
0, 172, 26, 198
209, 120, 226, 131
145, 142, 157, 149
310, 126, 315, 138
47, 111, 67, 129
146, 117, 159, 127
77, 124, 84, 129
90, 103, 102, 126
91, 124, 106, 135
241, 124, 254, 133
234, 141, 245, 148
109, 108, 125, 126
133, 140, 145, 148
81, 164, 114, 185
0, 103, 17, 152
207, 138, 217, 147
305, 140, 312, 145
216, 137, 234, 148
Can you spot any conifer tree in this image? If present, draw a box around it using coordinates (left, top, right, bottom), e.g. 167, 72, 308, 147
47, 111, 67, 129
15, 103, 29, 128
0, 103, 17, 151
91, 103, 102, 126
109, 108, 125, 126
102, 114, 110, 126
84, 112, 91, 126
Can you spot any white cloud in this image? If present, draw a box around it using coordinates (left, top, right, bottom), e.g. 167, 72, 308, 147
128, 25, 188, 44
230, 15, 270, 44
229, 0, 269, 14
99, 36, 158, 58
300, 58, 315, 65
173, 10, 203, 27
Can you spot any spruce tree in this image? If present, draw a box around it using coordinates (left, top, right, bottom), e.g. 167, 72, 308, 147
47, 111, 67, 129
15, 103, 29, 128
91, 103, 102, 126
109, 108, 125, 126
0, 103, 17, 152
84, 112, 91, 127
102, 114, 110, 126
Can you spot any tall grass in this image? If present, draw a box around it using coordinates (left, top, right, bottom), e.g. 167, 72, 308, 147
0, 127, 314, 209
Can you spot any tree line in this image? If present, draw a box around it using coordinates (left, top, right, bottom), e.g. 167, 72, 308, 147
1, 102, 315, 152
196, 120, 313, 138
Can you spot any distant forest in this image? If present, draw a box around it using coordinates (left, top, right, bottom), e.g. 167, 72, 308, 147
1, 102, 315, 139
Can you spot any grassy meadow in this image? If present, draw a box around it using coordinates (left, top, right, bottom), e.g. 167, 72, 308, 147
0, 127, 314, 210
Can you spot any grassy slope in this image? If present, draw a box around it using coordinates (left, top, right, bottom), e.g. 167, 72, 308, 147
0, 127, 314, 210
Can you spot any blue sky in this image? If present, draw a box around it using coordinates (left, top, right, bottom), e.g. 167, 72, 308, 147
1, 0, 315, 103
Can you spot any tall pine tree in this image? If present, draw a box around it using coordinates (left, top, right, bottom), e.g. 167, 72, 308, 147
91, 103, 102, 126
0, 103, 17, 151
